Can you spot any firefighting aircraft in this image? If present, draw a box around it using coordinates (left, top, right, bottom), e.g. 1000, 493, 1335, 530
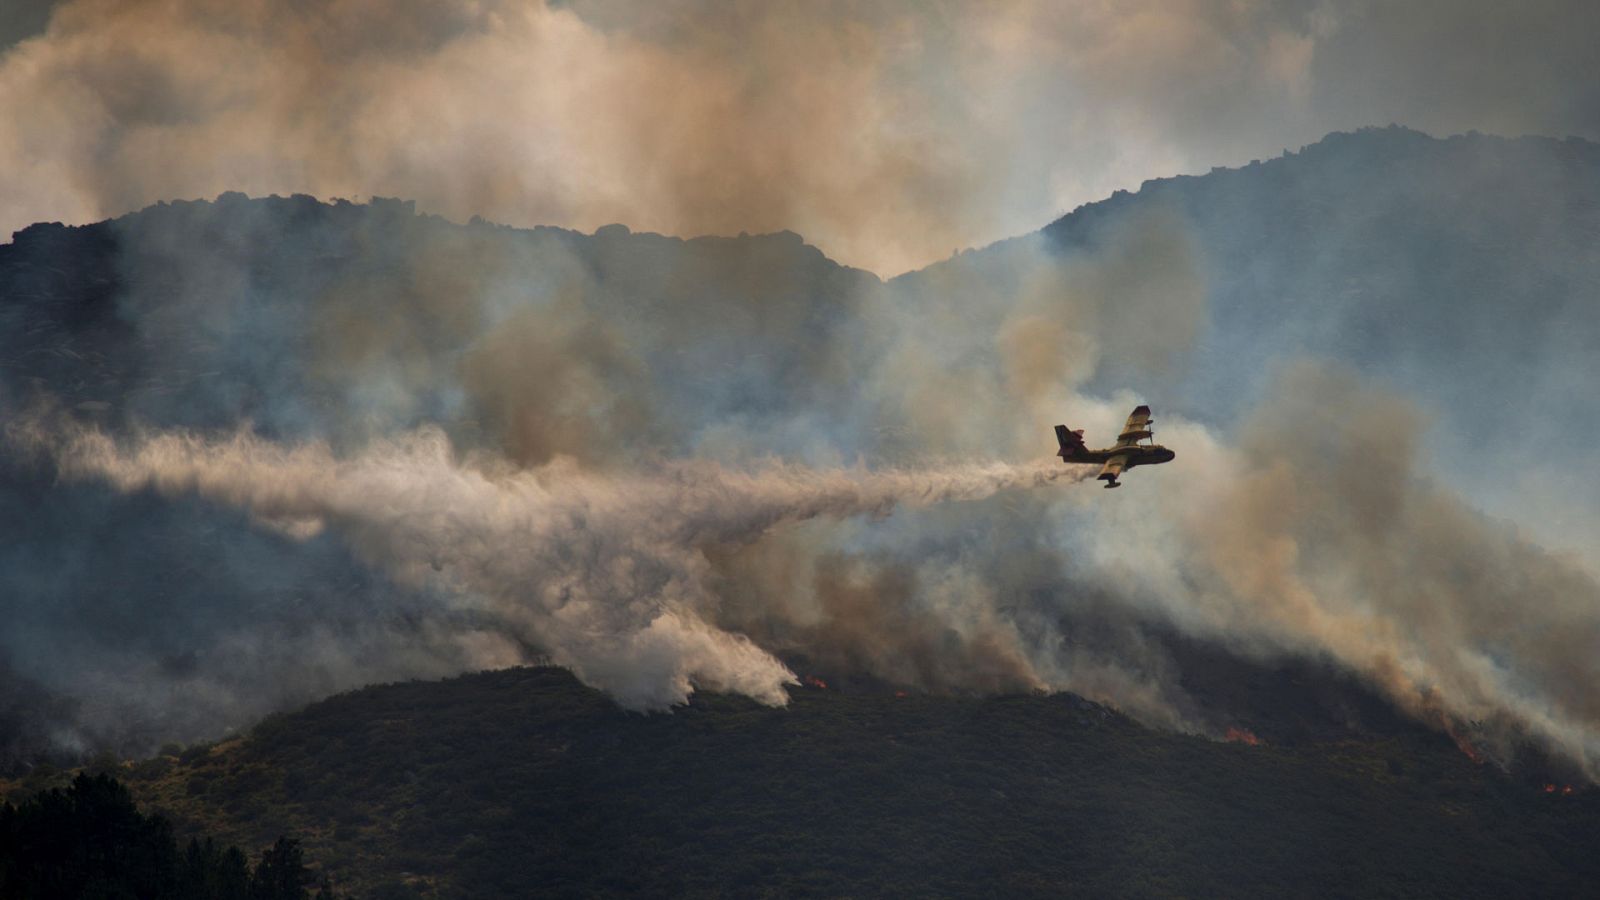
1055, 404, 1176, 488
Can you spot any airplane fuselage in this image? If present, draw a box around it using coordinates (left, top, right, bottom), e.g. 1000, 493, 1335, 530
1112, 444, 1174, 468
1054, 406, 1175, 487
1059, 444, 1175, 468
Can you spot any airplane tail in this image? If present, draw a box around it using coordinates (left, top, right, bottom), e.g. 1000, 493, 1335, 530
1054, 425, 1087, 459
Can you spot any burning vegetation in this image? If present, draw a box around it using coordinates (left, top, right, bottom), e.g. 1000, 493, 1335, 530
1441, 721, 1487, 765
1225, 727, 1264, 746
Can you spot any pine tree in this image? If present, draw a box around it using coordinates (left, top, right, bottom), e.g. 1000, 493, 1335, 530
252, 836, 311, 900
0, 773, 303, 899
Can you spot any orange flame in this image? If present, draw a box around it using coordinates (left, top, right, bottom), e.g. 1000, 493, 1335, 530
803, 675, 827, 689
894, 690, 908, 698
1447, 728, 1485, 764
1225, 727, 1264, 746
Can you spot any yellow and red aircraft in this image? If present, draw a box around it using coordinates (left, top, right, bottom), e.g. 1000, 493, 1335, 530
1055, 404, 1175, 488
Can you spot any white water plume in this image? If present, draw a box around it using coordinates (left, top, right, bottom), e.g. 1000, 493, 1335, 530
20, 419, 1088, 710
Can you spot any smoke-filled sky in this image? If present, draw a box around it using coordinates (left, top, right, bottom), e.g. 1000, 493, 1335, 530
2, 0, 1599, 274
4, 1, 1600, 782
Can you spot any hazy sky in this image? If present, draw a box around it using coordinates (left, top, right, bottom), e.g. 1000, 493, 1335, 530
2, 0, 1597, 273
5, 5, 1600, 772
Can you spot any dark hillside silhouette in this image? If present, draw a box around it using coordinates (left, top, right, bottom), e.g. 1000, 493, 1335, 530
0, 772, 325, 899
102, 667, 1600, 899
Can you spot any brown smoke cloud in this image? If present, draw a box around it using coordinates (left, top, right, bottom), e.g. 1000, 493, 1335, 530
6, 0, 1596, 274
1099, 363, 1600, 775
1, 0, 1001, 274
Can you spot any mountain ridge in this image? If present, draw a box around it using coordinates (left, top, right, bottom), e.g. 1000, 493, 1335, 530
67, 665, 1598, 899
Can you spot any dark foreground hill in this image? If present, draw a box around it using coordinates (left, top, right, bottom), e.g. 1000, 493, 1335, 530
0, 772, 321, 899
98, 667, 1600, 899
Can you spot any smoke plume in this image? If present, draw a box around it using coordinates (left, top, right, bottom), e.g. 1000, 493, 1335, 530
3, 0, 1597, 274
1083, 363, 1600, 775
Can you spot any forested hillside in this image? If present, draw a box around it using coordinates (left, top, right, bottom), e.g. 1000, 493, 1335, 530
0, 772, 325, 899
79, 668, 1599, 899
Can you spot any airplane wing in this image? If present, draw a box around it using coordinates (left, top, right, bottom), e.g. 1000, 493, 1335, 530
1097, 455, 1129, 485
1113, 404, 1153, 448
